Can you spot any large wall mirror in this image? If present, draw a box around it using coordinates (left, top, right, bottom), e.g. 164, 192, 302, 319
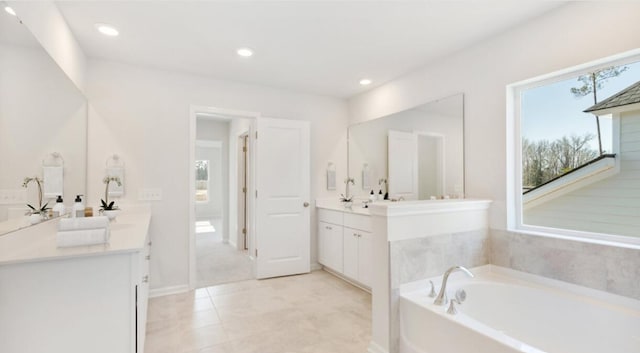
348, 93, 464, 201
0, 12, 87, 234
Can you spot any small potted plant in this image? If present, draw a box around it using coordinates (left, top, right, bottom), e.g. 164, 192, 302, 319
100, 176, 122, 220
340, 194, 354, 208
22, 176, 50, 224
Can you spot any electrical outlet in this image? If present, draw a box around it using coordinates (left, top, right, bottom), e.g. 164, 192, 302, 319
138, 189, 162, 201
0, 189, 26, 205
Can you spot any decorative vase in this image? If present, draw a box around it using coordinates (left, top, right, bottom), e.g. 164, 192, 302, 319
101, 209, 120, 221
29, 213, 43, 225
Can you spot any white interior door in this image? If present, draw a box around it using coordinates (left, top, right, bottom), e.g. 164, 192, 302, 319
388, 130, 418, 200
255, 117, 310, 279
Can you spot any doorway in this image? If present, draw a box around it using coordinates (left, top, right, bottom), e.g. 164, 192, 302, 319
189, 106, 312, 288
190, 108, 256, 288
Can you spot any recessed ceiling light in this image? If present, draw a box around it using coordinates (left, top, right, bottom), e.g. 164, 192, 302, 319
237, 47, 254, 57
359, 79, 372, 86
4, 6, 16, 16
95, 23, 119, 37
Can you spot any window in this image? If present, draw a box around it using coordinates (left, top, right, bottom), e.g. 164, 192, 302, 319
509, 51, 640, 244
195, 160, 209, 202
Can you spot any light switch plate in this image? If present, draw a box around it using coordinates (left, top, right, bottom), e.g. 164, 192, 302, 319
138, 189, 162, 201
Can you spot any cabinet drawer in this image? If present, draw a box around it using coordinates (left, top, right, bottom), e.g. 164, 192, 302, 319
343, 213, 371, 232
318, 208, 343, 225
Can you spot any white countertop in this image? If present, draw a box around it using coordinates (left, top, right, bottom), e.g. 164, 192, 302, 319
0, 206, 151, 266
0, 216, 33, 235
315, 198, 372, 215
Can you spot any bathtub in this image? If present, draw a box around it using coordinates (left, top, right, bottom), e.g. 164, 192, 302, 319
399, 265, 640, 353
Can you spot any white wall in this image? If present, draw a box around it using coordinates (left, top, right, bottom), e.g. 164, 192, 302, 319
0, 43, 86, 222
195, 143, 224, 220
8, 1, 87, 92
348, 2, 640, 230
86, 59, 348, 291
195, 120, 230, 232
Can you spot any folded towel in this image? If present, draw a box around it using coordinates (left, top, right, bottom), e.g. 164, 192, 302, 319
58, 216, 110, 231
57, 228, 110, 248
43, 166, 64, 198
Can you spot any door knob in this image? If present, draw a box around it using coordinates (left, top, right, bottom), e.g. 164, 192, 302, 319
303, 202, 310, 207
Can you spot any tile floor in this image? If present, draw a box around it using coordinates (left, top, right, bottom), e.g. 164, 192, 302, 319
196, 219, 253, 288
145, 270, 372, 353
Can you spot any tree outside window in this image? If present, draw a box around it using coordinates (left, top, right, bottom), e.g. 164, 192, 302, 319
195, 160, 209, 202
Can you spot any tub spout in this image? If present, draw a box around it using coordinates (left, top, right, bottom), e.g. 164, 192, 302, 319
433, 265, 474, 306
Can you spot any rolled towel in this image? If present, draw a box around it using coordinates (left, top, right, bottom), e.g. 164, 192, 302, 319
58, 216, 110, 231
57, 228, 110, 248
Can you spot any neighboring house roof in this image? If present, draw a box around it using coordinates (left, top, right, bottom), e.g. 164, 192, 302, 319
584, 80, 640, 113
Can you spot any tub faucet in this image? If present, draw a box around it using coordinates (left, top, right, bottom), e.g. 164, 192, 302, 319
433, 265, 474, 306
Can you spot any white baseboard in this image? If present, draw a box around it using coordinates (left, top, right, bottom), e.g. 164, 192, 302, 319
368, 341, 388, 353
323, 267, 371, 293
149, 284, 190, 298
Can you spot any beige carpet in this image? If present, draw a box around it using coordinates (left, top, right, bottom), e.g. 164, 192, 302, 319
196, 220, 253, 288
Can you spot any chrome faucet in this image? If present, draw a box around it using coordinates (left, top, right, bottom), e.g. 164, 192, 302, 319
433, 265, 474, 306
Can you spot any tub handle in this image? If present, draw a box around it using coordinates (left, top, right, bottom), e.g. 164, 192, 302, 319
428, 280, 437, 298
447, 299, 459, 315
447, 289, 467, 315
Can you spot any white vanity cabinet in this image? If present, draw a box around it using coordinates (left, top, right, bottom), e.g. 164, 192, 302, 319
0, 209, 152, 353
317, 206, 372, 288
318, 220, 344, 272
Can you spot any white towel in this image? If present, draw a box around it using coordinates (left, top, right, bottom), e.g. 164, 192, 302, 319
58, 216, 110, 231
43, 166, 64, 198
56, 228, 110, 247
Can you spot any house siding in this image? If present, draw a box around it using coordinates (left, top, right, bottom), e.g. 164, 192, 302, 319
524, 111, 640, 238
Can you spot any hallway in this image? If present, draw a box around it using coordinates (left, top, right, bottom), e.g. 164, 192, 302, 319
196, 220, 253, 288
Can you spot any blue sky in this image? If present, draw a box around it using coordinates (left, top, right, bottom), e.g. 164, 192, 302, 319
522, 60, 640, 153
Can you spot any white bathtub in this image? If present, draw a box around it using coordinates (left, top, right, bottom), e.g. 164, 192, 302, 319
399, 265, 640, 353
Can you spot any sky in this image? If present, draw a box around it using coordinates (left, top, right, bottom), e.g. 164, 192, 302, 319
522, 60, 640, 153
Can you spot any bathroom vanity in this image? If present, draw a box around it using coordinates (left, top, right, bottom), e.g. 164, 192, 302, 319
0, 207, 152, 353
316, 200, 373, 289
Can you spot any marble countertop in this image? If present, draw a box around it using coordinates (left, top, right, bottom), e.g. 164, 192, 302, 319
0, 205, 151, 266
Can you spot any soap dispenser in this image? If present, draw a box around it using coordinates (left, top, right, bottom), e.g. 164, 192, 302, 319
377, 189, 383, 201
73, 195, 85, 218
52, 195, 65, 217
369, 190, 376, 202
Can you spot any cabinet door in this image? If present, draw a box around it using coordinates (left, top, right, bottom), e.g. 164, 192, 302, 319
342, 227, 359, 280
357, 231, 373, 288
318, 221, 343, 272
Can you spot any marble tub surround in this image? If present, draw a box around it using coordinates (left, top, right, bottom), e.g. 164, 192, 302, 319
144, 270, 371, 353
389, 230, 489, 289
368, 199, 491, 353
490, 229, 640, 300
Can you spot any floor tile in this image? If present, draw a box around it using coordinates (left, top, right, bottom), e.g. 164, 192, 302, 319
145, 270, 371, 353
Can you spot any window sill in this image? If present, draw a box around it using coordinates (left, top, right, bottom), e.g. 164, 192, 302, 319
508, 224, 640, 250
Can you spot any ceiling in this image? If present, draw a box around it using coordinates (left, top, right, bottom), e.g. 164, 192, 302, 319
55, 1, 563, 98
0, 9, 40, 48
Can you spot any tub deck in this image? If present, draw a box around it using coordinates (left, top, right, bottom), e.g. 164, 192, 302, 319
399, 265, 640, 353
